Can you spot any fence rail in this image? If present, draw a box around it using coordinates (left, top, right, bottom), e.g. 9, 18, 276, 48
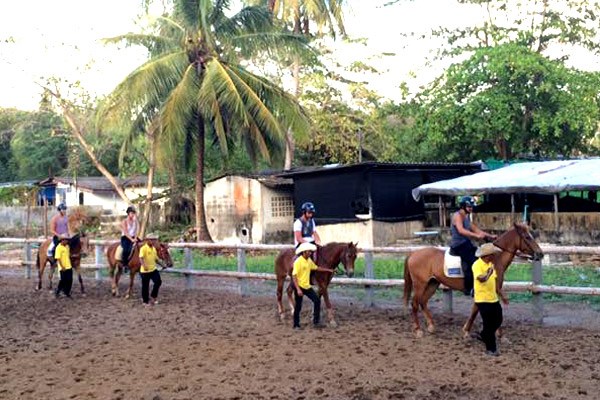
2, 238, 600, 324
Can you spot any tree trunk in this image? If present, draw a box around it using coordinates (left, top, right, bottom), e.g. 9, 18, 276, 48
48, 89, 130, 204
195, 118, 212, 242
139, 129, 156, 237
283, 7, 303, 171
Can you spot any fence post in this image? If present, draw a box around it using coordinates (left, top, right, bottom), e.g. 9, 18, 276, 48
532, 259, 544, 324
364, 251, 374, 307
24, 242, 32, 279
443, 288, 453, 314
95, 245, 102, 281
237, 248, 248, 296
184, 247, 194, 289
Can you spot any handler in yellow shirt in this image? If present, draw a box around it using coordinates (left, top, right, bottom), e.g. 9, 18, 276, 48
472, 243, 507, 356
139, 233, 162, 306
54, 234, 73, 298
291, 242, 334, 330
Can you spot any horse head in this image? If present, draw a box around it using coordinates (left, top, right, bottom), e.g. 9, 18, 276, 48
340, 242, 358, 278
495, 222, 544, 261
156, 242, 174, 269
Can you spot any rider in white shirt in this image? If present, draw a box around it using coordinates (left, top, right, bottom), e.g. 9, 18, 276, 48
293, 201, 322, 248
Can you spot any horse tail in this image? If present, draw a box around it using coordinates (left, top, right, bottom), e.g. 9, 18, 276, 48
403, 254, 412, 307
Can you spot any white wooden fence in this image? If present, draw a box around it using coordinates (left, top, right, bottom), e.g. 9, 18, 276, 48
1, 237, 600, 324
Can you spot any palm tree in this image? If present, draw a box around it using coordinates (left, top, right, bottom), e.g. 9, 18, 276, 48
100, 0, 311, 241
249, 0, 347, 169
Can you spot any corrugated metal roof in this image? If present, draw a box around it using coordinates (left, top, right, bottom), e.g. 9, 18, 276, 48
412, 159, 600, 200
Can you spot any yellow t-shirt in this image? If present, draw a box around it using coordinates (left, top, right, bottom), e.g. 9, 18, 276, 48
292, 256, 318, 289
55, 243, 72, 271
472, 258, 498, 303
139, 243, 158, 273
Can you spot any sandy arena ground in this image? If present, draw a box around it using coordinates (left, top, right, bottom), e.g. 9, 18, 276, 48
1, 271, 600, 400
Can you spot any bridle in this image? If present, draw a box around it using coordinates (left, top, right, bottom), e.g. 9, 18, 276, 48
493, 225, 537, 260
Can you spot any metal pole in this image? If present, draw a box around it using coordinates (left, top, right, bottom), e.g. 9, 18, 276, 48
443, 289, 453, 313
510, 194, 515, 222
364, 251, 374, 307
438, 196, 443, 227
95, 245, 102, 281
24, 242, 32, 279
237, 248, 248, 296
184, 248, 194, 289
532, 259, 544, 325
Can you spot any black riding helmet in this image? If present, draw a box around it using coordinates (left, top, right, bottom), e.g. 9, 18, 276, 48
57, 202, 67, 211
301, 201, 316, 214
126, 206, 136, 214
459, 196, 476, 209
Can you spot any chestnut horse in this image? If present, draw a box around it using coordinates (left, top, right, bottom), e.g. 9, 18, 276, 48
275, 242, 358, 327
106, 241, 173, 299
403, 222, 543, 338
36, 233, 90, 293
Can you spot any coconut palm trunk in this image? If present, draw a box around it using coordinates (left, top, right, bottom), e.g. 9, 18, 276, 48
195, 117, 212, 242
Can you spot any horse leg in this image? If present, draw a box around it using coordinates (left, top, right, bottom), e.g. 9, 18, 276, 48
462, 303, 480, 339
320, 287, 336, 328
77, 266, 85, 295
276, 277, 286, 322
410, 281, 427, 338
48, 262, 56, 291
37, 258, 45, 291
110, 262, 120, 296
421, 281, 439, 334
125, 271, 135, 300
285, 283, 295, 316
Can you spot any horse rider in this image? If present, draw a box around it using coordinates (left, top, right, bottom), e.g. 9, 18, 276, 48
139, 233, 162, 307
121, 206, 139, 269
449, 196, 496, 296
294, 201, 322, 247
49, 202, 71, 264
291, 242, 334, 330
54, 233, 73, 298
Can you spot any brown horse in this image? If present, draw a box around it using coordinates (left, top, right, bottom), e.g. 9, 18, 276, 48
36, 233, 90, 293
403, 222, 543, 338
106, 240, 174, 299
275, 242, 358, 327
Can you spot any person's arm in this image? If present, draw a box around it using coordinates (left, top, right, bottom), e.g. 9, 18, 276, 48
121, 220, 136, 242
313, 229, 322, 245
50, 215, 58, 236
316, 266, 334, 273
470, 222, 496, 240
292, 275, 302, 296
476, 266, 494, 282
453, 212, 483, 240
294, 230, 304, 245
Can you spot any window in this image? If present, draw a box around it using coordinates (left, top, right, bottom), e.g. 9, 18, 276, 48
271, 196, 294, 218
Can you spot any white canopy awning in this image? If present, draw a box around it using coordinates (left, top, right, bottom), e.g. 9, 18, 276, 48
412, 159, 600, 201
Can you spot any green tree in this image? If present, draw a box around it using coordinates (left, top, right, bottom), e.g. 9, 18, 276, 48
0, 108, 28, 181
102, 0, 311, 241
248, 0, 347, 169
11, 110, 69, 179
414, 44, 600, 161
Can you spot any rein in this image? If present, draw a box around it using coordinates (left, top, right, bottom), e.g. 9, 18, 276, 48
493, 227, 535, 260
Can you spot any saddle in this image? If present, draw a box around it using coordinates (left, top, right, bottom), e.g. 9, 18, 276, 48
443, 249, 464, 278
115, 245, 135, 264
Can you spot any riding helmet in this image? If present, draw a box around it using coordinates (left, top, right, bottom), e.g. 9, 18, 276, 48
126, 205, 136, 214
459, 196, 476, 209
301, 201, 316, 214
57, 202, 67, 211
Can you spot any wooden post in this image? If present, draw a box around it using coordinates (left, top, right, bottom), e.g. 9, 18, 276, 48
43, 197, 48, 237
237, 248, 248, 296
443, 288, 453, 313
553, 194, 559, 230
95, 245, 102, 281
364, 251, 374, 307
532, 259, 544, 325
184, 247, 194, 289
24, 242, 32, 279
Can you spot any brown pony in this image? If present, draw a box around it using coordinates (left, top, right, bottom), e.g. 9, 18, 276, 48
36, 233, 90, 293
106, 240, 173, 299
275, 242, 358, 327
403, 222, 543, 338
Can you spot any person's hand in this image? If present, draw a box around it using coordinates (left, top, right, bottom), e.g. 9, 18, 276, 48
476, 232, 487, 240
297, 289, 303, 297
486, 234, 498, 241
500, 294, 509, 305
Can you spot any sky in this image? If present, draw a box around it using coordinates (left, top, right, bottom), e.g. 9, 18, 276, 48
0, 0, 598, 111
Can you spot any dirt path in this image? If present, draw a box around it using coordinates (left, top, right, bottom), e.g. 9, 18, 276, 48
1, 273, 599, 400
